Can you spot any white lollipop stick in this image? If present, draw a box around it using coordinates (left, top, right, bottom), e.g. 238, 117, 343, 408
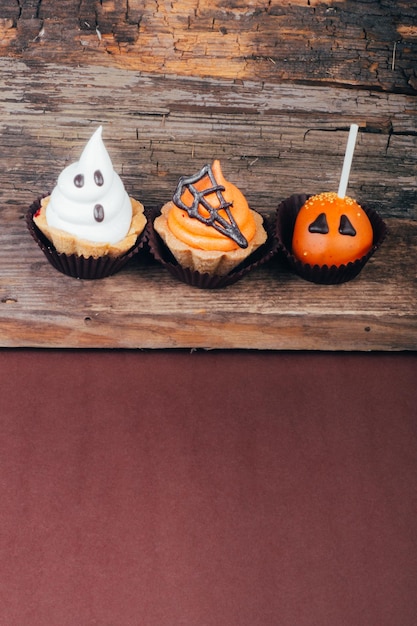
337, 123, 359, 198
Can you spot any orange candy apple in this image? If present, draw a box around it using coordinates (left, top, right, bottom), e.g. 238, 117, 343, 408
292, 192, 373, 267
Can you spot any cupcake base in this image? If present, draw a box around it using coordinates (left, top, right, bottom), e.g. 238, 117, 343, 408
27, 194, 147, 279
275, 194, 387, 284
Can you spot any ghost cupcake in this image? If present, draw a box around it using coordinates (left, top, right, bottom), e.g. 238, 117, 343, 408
27, 126, 147, 279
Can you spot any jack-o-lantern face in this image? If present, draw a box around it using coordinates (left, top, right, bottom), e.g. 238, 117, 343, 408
292, 192, 373, 267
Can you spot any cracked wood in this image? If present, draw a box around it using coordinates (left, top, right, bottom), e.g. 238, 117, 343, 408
0, 60, 415, 219
1, 0, 416, 93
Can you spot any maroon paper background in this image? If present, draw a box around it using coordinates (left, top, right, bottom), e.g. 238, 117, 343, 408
1, 349, 416, 625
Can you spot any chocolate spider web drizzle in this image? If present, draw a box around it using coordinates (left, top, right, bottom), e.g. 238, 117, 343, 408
172, 164, 248, 248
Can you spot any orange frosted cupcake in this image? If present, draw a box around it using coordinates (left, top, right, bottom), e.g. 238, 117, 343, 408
151, 160, 269, 285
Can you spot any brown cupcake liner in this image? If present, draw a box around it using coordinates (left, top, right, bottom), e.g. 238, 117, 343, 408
27, 194, 147, 279
275, 193, 387, 284
147, 207, 278, 289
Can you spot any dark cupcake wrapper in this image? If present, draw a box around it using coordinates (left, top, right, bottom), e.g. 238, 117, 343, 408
275, 193, 387, 284
146, 207, 278, 289
26, 194, 147, 280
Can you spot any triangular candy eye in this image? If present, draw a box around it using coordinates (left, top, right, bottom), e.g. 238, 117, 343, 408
308, 212, 329, 234
339, 214, 356, 236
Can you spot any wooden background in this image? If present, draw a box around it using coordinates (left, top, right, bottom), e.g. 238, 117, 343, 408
0, 0, 416, 349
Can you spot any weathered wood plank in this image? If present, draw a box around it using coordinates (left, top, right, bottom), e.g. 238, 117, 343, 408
0, 60, 416, 219
0, 0, 416, 94
0, 213, 415, 350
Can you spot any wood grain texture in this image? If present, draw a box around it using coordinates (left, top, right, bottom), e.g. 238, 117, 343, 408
0, 210, 415, 350
0, 60, 416, 219
1, 0, 416, 94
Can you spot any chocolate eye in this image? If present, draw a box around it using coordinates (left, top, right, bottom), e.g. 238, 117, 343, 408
308, 212, 329, 234
94, 170, 104, 186
339, 214, 356, 236
74, 174, 84, 188
94, 204, 104, 222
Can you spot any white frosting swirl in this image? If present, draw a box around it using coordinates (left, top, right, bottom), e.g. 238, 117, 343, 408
46, 126, 132, 244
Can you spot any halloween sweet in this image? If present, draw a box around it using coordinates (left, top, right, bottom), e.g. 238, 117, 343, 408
291, 124, 374, 267
291, 191, 374, 267
153, 159, 268, 276
275, 123, 386, 284
33, 126, 146, 258
28, 126, 147, 279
